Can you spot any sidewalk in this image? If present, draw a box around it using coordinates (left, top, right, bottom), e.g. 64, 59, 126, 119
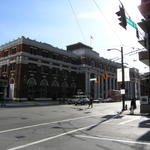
119, 102, 150, 117
115, 100, 141, 116
0, 100, 59, 108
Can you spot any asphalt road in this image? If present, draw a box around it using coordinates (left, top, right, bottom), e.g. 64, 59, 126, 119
0, 101, 150, 150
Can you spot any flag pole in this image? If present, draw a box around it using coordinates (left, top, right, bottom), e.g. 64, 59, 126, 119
90, 35, 93, 47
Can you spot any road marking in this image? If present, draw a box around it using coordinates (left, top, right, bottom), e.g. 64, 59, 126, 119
7, 124, 95, 150
75, 135, 150, 146
0, 114, 103, 134
7, 113, 119, 150
119, 116, 140, 125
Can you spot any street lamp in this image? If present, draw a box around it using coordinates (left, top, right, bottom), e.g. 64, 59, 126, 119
107, 47, 126, 111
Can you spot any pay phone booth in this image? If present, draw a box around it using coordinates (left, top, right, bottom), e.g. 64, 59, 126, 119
0, 77, 8, 107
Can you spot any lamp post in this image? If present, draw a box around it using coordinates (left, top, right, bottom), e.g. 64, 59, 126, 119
107, 47, 126, 111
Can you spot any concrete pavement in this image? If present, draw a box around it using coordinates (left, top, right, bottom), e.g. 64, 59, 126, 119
0, 100, 59, 107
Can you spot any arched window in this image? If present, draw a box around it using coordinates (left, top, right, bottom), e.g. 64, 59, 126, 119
27, 78, 37, 87
51, 80, 59, 87
40, 79, 49, 98
61, 81, 69, 88
40, 79, 49, 86
71, 82, 76, 88
27, 78, 37, 100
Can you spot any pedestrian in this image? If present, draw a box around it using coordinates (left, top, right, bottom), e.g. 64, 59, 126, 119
88, 98, 93, 108
130, 98, 136, 114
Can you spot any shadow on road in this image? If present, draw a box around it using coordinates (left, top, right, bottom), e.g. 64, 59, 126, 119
137, 131, 150, 142
139, 118, 150, 128
86, 113, 123, 131
136, 117, 150, 143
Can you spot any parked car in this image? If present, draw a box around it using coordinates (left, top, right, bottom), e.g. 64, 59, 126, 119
66, 98, 74, 104
102, 97, 112, 102
93, 98, 104, 103
75, 98, 90, 105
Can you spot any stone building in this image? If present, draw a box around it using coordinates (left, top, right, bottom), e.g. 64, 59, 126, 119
0, 37, 140, 101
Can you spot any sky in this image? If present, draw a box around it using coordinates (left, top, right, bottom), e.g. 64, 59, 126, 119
0, 0, 149, 73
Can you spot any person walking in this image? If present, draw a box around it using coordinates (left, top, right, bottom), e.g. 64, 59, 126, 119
88, 98, 93, 108
130, 98, 136, 114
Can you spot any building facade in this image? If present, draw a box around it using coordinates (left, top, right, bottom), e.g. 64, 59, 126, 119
0, 37, 140, 101
137, 0, 150, 113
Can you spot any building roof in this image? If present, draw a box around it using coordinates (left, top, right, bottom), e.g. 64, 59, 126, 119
67, 42, 92, 51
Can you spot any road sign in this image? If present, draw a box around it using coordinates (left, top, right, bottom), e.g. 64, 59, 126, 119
126, 17, 137, 29
90, 78, 96, 81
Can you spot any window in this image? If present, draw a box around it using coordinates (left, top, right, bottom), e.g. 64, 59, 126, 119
41, 66, 49, 73
12, 48, 16, 54
4, 51, 8, 57
2, 65, 7, 72
29, 47, 37, 55
10, 63, 16, 71
42, 50, 49, 58
28, 63, 37, 72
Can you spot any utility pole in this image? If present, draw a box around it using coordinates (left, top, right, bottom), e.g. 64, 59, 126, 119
121, 47, 125, 111
107, 47, 126, 111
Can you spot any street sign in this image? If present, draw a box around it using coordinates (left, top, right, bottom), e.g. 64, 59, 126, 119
126, 17, 137, 29
90, 78, 96, 81
117, 68, 130, 82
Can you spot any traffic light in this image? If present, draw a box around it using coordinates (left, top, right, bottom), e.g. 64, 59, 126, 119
116, 5, 127, 29
96, 76, 100, 83
104, 72, 108, 80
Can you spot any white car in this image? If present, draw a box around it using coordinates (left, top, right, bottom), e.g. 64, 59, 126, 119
102, 97, 112, 102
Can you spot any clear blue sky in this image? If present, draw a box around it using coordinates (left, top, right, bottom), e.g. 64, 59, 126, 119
0, 0, 148, 73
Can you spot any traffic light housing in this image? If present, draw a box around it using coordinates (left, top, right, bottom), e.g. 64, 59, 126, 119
116, 5, 127, 29
96, 76, 100, 83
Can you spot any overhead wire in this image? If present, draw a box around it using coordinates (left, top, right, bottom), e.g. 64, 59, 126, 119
110, 48, 144, 62
91, 0, 123, 46
67, 0, 86, 42
68, 0, 144, 60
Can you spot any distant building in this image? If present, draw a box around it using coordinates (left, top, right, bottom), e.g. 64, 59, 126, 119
0, 37, 140, 101
126, 68, 141, 99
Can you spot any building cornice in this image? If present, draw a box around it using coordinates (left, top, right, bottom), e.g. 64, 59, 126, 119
0, 36, 78, 58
